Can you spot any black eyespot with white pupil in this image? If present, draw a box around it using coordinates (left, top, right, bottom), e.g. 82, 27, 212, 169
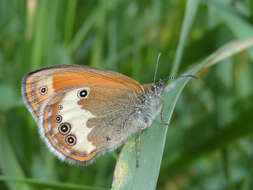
79, 89, 88, 98
58, 122, 71, 135
66, 135, 76, 146
55, 115, 62, 123
60, 125, 68, 133
39, 86, 48, 95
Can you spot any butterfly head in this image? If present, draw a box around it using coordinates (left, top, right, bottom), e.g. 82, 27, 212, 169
134, 80, 166, 128
150, 79, 166, 97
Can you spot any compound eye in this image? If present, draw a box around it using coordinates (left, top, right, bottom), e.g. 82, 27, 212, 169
106, 136, 111, 142
65, 135, 76, 146
150, 85, 156, 92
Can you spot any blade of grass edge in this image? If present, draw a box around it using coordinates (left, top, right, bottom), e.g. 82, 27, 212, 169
203, 0, 253, 59
163, 105, 253, 176
64, 0, 77, 46
0, 176, 107, 190
170, 0, 200, 76
111, 38, 253, 190
0, 126, 30, 190
68, 8, 98, 54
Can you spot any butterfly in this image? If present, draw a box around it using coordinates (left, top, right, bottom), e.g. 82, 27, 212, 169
22, 64, 166, 166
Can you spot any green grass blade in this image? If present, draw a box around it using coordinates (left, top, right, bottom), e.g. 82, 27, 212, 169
0, 125, 30, 190
90, 1, 107, 68
170, 0, 200, 76
204, 0, 253, 59
111, 38, 253, 190
0, 84, 22, 111
0, 176, 107, 190
68, 9, 97, 54
163, 104, 253, 175
64, 0, 77, 46
30, 0, 49, 70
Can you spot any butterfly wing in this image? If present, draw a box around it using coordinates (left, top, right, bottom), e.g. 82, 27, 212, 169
41, 85, 139, 165
22, 64, 143, 121
22, 65, 144, 165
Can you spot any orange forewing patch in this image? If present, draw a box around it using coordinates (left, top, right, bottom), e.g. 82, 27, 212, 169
52, 71, 143, 93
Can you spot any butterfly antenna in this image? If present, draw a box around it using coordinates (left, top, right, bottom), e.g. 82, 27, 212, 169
166, 74, 200, 80
154, 52, 161, 83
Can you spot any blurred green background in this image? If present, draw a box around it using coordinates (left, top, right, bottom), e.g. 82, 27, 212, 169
1, 0, 253, 189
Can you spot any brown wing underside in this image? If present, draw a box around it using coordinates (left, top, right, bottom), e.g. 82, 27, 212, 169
41, 85, 140, 165
80, 85, 139, 152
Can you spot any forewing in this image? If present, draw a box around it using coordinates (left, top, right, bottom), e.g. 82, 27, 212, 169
22, 64, 143, 121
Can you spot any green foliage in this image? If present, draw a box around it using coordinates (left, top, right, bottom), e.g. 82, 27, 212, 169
1, 0, 253, 190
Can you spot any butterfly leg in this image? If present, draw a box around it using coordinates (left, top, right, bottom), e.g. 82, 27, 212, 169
135, 129, 143, 168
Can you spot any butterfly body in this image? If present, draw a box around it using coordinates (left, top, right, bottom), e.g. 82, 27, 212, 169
22, 65, 165, 165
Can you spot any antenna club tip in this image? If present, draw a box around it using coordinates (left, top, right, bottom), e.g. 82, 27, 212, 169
186, 74, 200, 80
166, 74, 200, 81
